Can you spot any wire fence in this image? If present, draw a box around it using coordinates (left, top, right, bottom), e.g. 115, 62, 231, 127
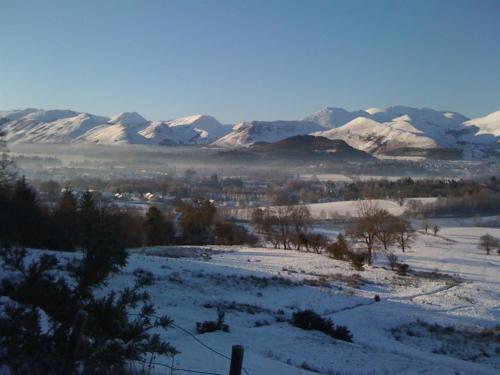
130, 313, 250, 375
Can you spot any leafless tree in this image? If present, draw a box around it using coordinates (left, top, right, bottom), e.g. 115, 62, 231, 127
374, 210, 399, 250
394, 218, 415, 252
348, 201, 383, 265
386, 252, 398, 270
478, 234, 500, 255
251, 205, 312, 250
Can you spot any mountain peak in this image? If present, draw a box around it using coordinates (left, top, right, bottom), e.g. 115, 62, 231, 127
109, 112, 148, 127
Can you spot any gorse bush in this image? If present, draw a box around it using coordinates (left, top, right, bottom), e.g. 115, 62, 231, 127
196, 310, 229, 334
326, 233, 350, 260
395, 262, 410, 276
291, 309, 353, 342
348, 252, 366, 271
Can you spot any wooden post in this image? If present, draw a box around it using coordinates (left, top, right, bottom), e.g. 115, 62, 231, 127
229, 345, 244, 375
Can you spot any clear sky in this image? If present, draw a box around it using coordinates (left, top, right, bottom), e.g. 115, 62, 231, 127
1, 0, 499, 123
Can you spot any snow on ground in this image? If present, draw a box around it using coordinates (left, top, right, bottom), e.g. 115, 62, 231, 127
235, 198, 438, 220
6, 225, 499, 374
120, 226, 500, 374
305, 198, 437, 218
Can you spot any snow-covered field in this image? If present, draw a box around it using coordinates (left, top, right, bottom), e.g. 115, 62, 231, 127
306, 198, 437, 219
234, 198, 438, 221
8, 226, 500, 374
115, 226, 499, 374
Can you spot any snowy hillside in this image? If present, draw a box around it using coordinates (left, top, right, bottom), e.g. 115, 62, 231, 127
309, 106, 499, 156
0, 109, 230, 146
464, 110, 500, 139
1, 106, 499, 157
314, 117, 439, 154
139, 115, 232, 145
74, 112, 149, 145
19, 223, 499, 374
211, 121, 324, 148
304, 107, 370, 128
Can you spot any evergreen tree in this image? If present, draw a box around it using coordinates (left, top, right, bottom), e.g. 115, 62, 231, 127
11, 177, 43, 247
79, 191, 98, 249
143, 206, 174, 246
177, 198, 216, 243
50, 189, 80, 250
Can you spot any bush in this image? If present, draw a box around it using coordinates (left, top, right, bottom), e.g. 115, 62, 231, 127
326, 233, 350, 260
213, 221, 258, 246
291, 309, 353, 342
196, 310, 229, 334
395, 262, 409, 276
348, 252, 366, 271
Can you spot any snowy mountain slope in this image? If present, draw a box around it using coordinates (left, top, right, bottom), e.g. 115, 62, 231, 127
15, 113, 110, 144
139, 115, 232, 145
1, 106, 499, 157
0, 109, 230, 146
1, 109, 82, 142
304, 107, 371, 128
308, 106, 468, 140
73, 112, 150, 145
0, 108, 39, 122
463, 110, 500, 139
314, 117, 439, 154
211, 120, 324, 148
308, 106, 499, 156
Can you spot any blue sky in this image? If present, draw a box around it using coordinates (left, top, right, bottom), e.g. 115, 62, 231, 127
1, 0, 499, 123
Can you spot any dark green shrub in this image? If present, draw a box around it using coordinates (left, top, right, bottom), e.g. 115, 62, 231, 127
395, 262, 409, 276
348, 252, 366, 271
196, 310, 229, 334
291, 309, 353, 342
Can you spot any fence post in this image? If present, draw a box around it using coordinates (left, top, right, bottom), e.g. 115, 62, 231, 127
229, 345, 244, 375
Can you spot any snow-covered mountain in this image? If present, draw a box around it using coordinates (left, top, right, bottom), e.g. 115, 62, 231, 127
1, 106, 498, 159
313, 117, 438, 154
74, 112, 149, 145
139, 115, 232, 145
463, 110, 500, 138
0, 109, 230, 146
211, 120, 324, 148
309, 106, 499, 156
305, 107, 372, 128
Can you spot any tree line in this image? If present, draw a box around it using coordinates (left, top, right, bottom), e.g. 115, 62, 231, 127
251, 201, 416, 268
0, 179, 256, 252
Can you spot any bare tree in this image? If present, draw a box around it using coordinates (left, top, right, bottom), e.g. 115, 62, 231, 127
305, 233, 328, 254
478, 234, 500, 255
374, 210, 399, 250
393, 218, 415, 252
252, 205, 312, 250
348, 201, 382, 265
386, 252, 398, 270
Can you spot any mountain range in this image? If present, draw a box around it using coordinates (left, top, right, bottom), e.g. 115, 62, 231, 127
1, 106, 499, 159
